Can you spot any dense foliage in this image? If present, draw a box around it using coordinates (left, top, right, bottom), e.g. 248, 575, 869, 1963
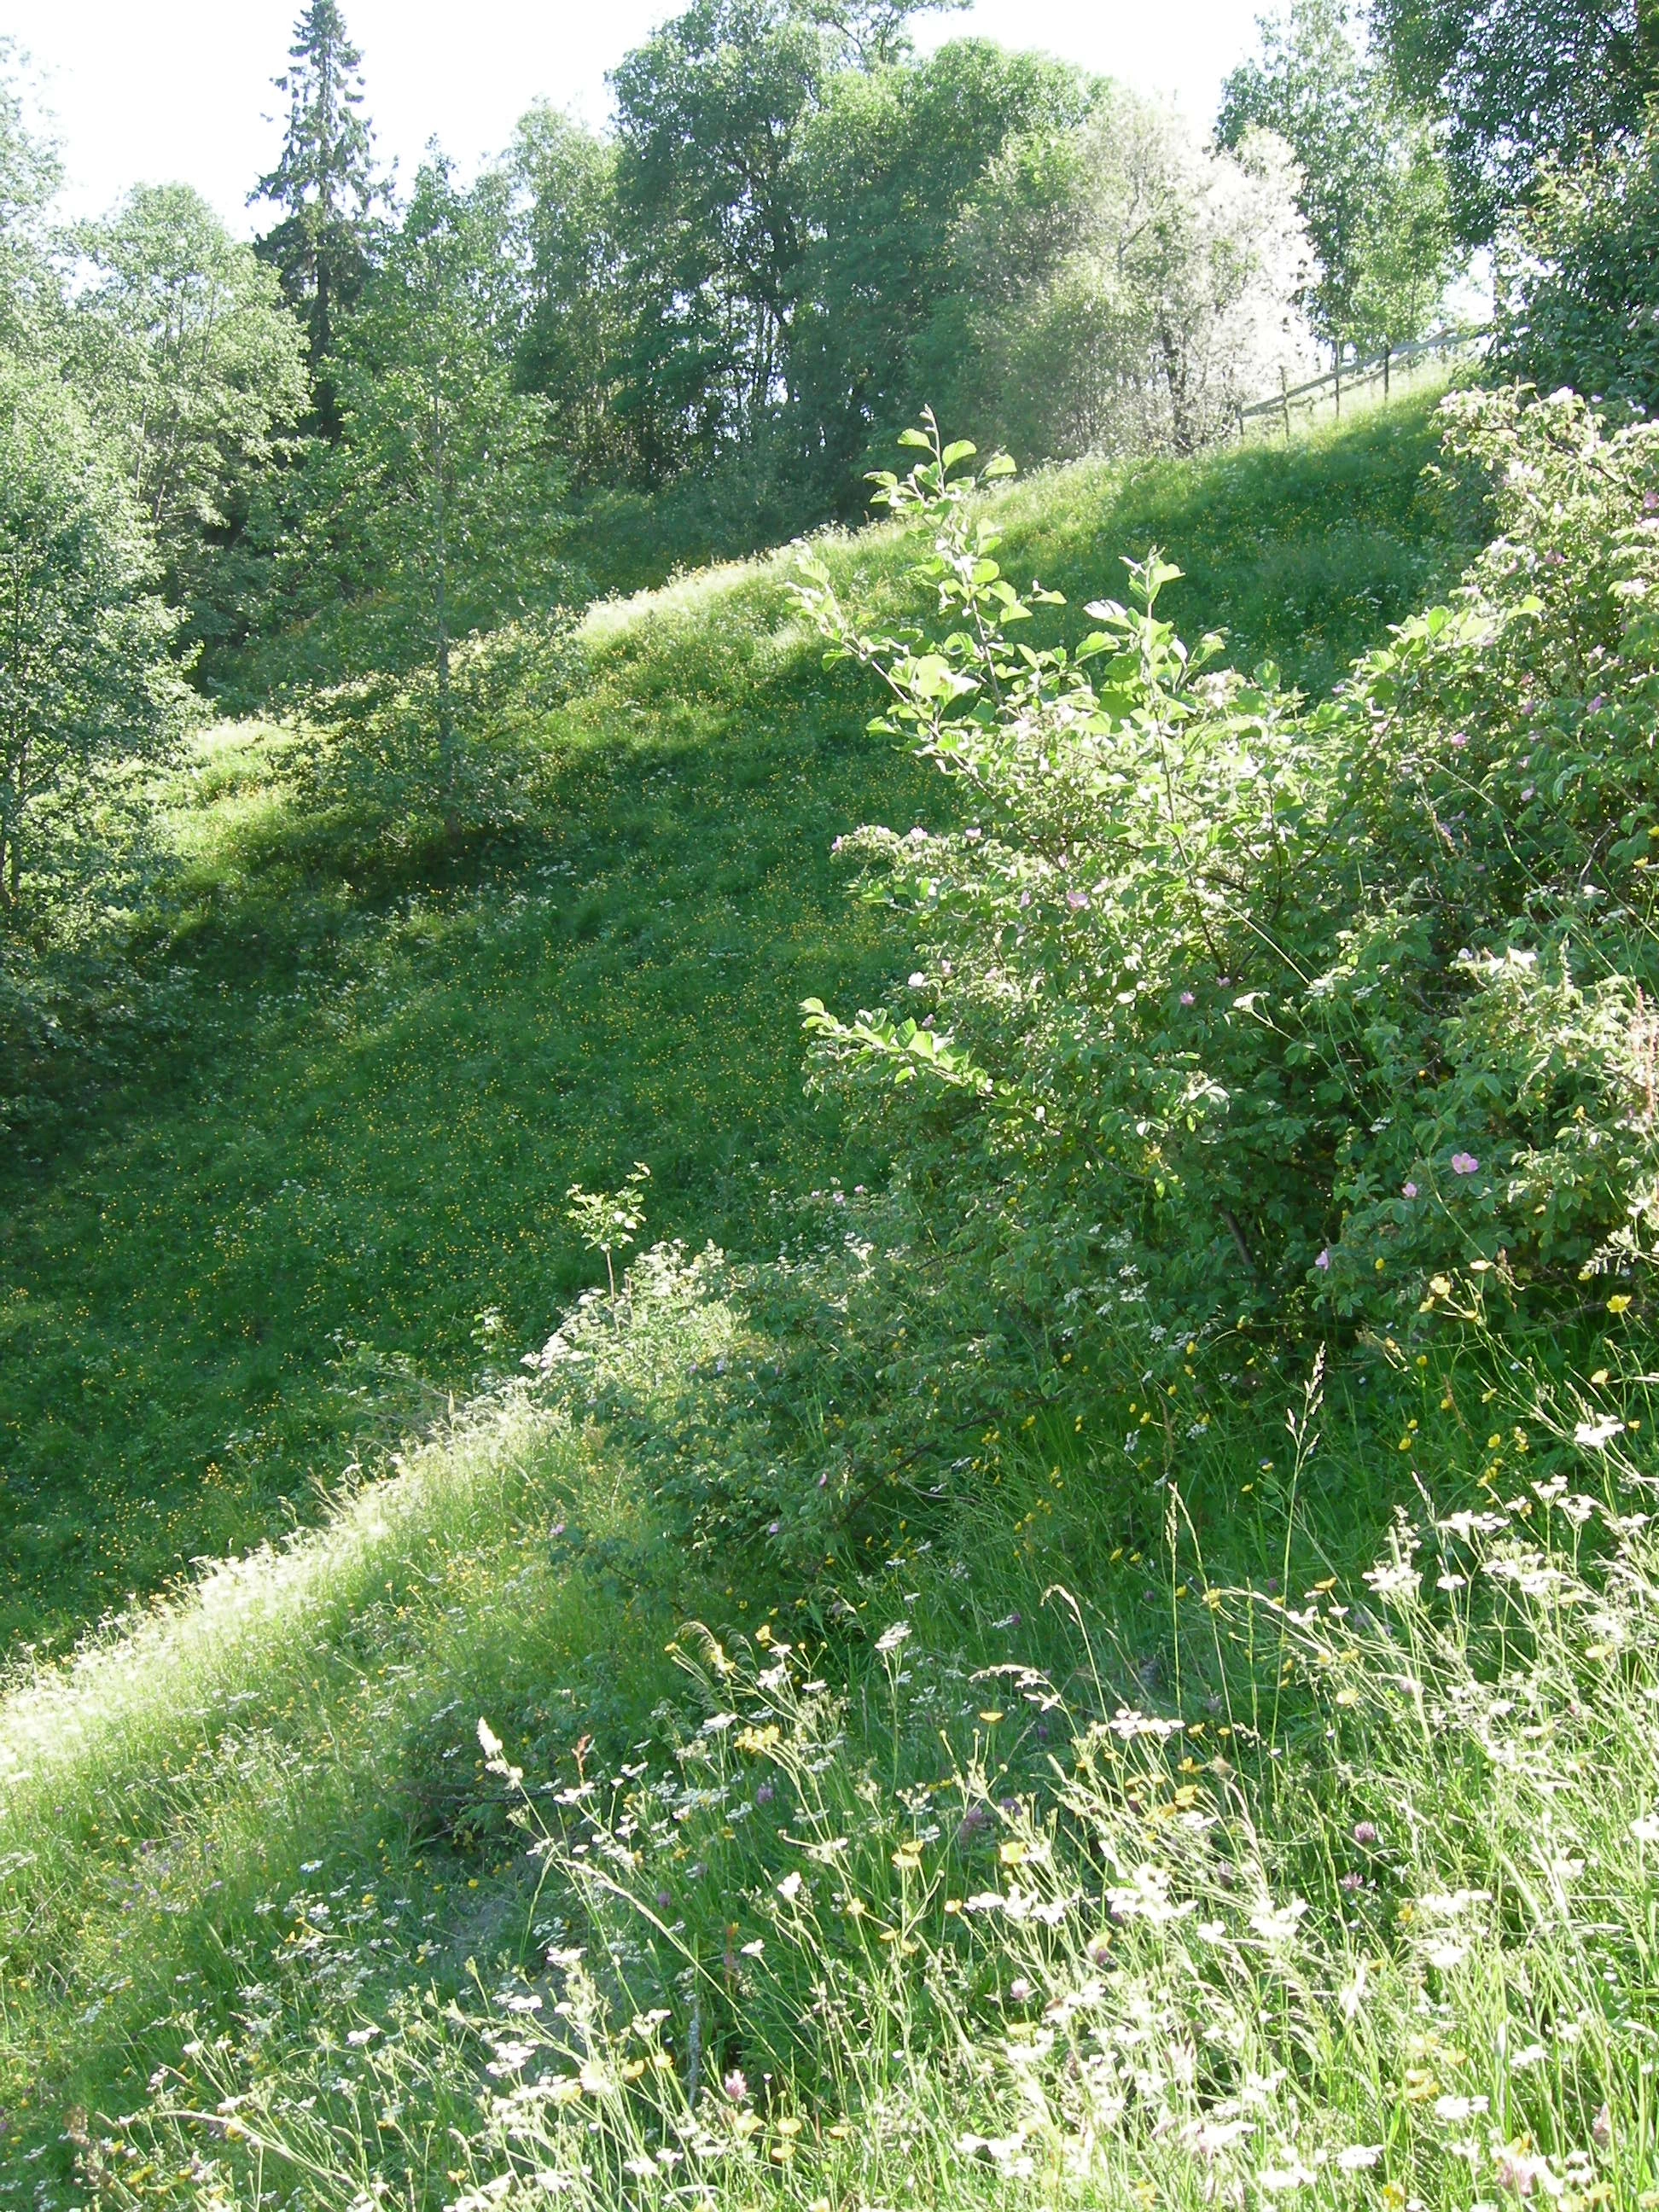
0, 398, 1460, 1640
1492, 117, 1659, 416
4, 4, 1659, 2203
0, 358, 189, 927
1371, 0, 1659, 247
67, 184, 309, 654
792, 396, 1659, 1362
1217, 0, 1455, 359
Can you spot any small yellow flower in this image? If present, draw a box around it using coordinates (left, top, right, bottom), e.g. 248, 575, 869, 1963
1609, 1294, 1632, 1313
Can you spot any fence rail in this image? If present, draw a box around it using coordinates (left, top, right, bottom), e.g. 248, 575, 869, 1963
1236, 324, 1489, 440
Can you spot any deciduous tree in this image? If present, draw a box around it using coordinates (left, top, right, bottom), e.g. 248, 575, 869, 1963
1371, 0, 1659, 248
1218, 0, 1456, 358
957, 94, 1317, 462
1490, 119, 1659, 412
611, 0, 824, 472
0, 360, 186, 922
306, 156, 565, 823
68, 185, 309, 630
0, 41, 61, 354
509, 108, 631, 486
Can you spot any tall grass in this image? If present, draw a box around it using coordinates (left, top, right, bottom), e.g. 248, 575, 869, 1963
65, 1324, 1659, 2212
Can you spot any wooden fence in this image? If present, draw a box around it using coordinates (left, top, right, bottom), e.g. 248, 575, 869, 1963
1235, 325, 1490, 443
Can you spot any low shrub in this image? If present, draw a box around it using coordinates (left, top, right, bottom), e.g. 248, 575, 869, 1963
791, 395, 1659, 1344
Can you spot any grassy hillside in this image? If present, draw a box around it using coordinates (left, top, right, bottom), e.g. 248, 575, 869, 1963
3, 1174, 1654, 2204
2, 381, 1656, 2209
0, 393, 1468, 1648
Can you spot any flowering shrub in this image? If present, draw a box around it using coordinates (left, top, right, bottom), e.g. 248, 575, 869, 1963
791, 395, 1659, 1337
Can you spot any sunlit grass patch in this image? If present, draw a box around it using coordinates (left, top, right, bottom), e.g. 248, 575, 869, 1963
95, 1361, 1659, 2212
0, 387, 1470, 1650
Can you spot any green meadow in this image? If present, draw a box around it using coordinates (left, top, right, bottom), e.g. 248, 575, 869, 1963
0, 393, 1465, 1647
2, 381, 1656, 2212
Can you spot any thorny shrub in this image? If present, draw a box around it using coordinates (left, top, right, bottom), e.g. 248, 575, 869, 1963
790, 397, 1659, 1340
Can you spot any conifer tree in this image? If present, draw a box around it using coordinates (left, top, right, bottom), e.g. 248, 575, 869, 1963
251, 2, 381, 401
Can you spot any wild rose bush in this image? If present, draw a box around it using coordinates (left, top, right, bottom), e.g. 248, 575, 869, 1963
791, 394, 1659, 1341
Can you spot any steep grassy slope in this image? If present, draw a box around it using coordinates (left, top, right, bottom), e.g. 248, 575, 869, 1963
0, 394, 1470, 1648
3, 1185, 1654, 2204
2, 385, 1655, 2210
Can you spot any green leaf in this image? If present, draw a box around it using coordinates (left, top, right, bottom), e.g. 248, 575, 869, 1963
940, 439, 978, 468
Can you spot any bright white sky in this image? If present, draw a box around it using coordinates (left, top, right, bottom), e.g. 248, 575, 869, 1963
7, 0, 1263, 232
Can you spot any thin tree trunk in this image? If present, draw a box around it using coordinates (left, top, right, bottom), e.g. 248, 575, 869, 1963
432, 391, 457, 846
3, 556, 26, 920
2, 736, 26, 917
1157, 321, 1194, 457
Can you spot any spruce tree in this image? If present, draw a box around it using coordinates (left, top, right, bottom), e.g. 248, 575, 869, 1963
251, 2, 381, 405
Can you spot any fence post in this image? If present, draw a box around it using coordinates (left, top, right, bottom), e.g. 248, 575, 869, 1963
1334, 346, 1342, 416
1382, 343, 1390, 401
1280, 366, 1290, 441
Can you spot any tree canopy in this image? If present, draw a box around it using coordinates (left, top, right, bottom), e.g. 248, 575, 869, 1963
1218, 0, 1457, 357
1370, 0, 1659, 247
0, 358, 186, 923
68, 185, 308, 623
293, 154, 566, 819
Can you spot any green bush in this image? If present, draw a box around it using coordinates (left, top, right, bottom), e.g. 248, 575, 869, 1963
1491, 118, 1659, 413
791, 395, 1659, 1345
